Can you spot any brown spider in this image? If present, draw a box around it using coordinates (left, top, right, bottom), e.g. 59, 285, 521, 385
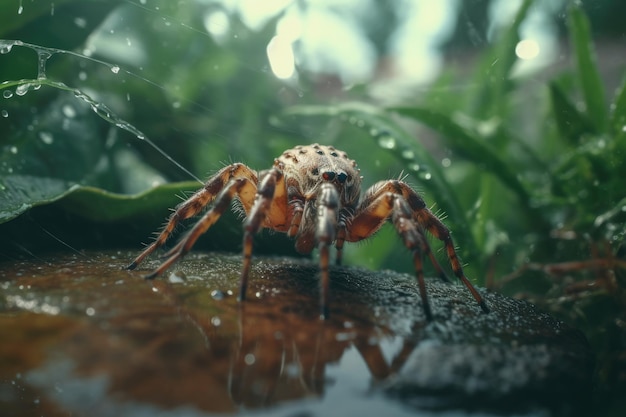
126, 144, 489, 320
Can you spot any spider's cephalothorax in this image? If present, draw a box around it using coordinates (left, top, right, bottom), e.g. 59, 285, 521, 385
126, 144, 489, 320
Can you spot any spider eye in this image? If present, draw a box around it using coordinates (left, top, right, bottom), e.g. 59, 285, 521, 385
311, 168, 319, 176
337, 172, 348, 183
322, 171, 335, 181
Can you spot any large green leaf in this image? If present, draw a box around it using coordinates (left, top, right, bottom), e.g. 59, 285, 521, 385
389, 106, 532, 206
568, 3, 607, 133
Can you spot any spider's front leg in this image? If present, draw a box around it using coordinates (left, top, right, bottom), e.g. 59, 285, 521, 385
126, 163, 257, 273
238, 168, 282, 301
348, 180, 489, 320
315, 183, 340, 319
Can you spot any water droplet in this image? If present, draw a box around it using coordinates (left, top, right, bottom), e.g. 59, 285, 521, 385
401, 149, 414, 160
167, 270, 186, 283
210, 289, 224, 300
2, 91, 11, 99
9, 146, 18, 154
37, 50, 52, 80
244, 353, 255, 365
0, 40, 15, 54
110, 65, 120, 74
441, 158, 451, 167
15, 83, 31, 96
85, 307, 95, 316
62, 104, 76, 118
74, 17, 87, 28
211, 316, 221, 326
38, 131, 54, 145
377, 134, 396, 149
1, 110, 8, 117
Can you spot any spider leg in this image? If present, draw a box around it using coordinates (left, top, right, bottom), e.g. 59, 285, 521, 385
424, 235, 452, 283
144, 177, 257, 279
315, 183, 340, 319
126, 163, 257, 270
334, 207, 353, 266
390, 195, 434, 320
411, 195, 490, 314
348, 180, 489, 318
239, 168, 282, 301
335, 223, 346, 266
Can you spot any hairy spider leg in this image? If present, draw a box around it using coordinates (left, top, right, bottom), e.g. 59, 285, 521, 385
239, 168, 282, 301
126, 163, 258, 270
144, 177, 258, 279
286, 179, 305, 238
316, 183, 340, 319
391, 195, 434, 320
347, 180, 489, 319
334, 207, 353, 266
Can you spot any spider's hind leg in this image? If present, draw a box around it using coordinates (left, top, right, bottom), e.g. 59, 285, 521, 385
144, 176, 258, 279
126, 163, 257, 271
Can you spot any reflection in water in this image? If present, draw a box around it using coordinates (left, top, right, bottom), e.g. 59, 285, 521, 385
4, 256, 423, 416
153, 278, 420, 410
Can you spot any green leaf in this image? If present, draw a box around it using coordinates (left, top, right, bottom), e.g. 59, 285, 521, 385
55, 182, 201, 223
609, 75, 626, 141
548, 82, 595, 142
568, 3, 607, 132
470, 0, 534, 118
0, 92, 111, 224
389, 106, 532, 206
0, 0, 121, 48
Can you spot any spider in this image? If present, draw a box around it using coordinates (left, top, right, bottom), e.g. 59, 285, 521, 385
126, 144, 489, 320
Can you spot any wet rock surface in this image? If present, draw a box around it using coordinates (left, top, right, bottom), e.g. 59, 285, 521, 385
0, 251, 593, 416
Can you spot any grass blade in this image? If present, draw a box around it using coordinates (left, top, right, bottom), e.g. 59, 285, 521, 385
568, 4, 607, 132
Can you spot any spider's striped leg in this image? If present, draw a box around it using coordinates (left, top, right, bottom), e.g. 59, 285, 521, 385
126, 163, 257, 270
144, 177, 257, 279
316, 183, 340, 319
423, 235, 452, 283
401, 185, 490, 314
239, 168, 281, 302
390, 195, 434, 321
334, 208, 352, 266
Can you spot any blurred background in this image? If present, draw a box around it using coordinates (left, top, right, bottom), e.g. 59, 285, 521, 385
0, 0, 625, 412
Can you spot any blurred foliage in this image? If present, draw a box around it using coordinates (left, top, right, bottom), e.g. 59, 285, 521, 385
0, 0, 625, 413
